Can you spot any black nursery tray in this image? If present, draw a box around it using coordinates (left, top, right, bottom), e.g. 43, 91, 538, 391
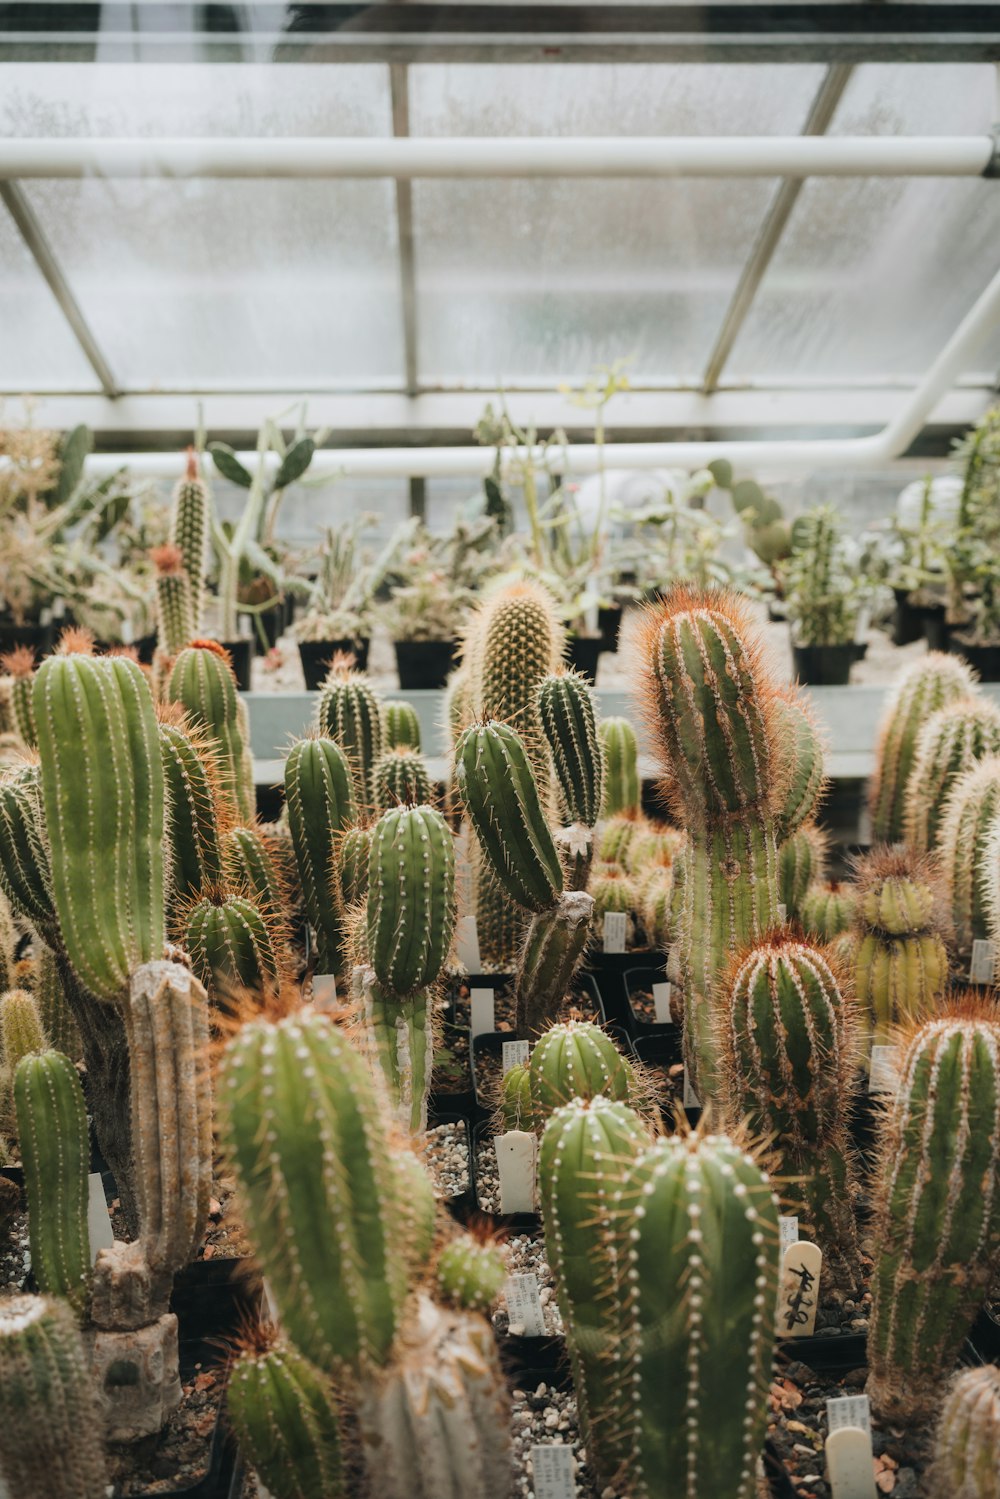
621, 963, 675, 1037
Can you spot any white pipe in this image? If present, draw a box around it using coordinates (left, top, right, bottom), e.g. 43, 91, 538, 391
0, 135, 993, 181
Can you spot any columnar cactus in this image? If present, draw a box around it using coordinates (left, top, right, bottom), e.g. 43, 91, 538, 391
529, 1018, 640, 1128
938, 756, 1000, 958
360, 974, 435, 1133
0, 645, 37, 749
772, 688, 827, 840
337, 824, 371, 910
166, 642, 254, 823
170, 449, 209, 629
639, 866, 673, 949
0, 888, 15, 997
315, 663, 383, 807
852, 848, 949, 1051
538, 669, 605, 829
284, 736, 355, 973
226, 1339, 344, 1499
0, 763, 59, 947
15, 1049, 90, 1313
800, 881, 856, 942
638, 589, 782, 1101
927, 1365, 1000, 1499
185, 891, 281, 1002
904, 696, 1000, 852
383, 699, 422, 752
514, 889, 595, 1036
372, 748, 433, 815
867, 1009, 1000, 1422
436, 1236, 506, 1314
498, 1062, 534, 1131
223, 825, 287, 916
367, 805, 456, 997
599, 716, 640, 818
870, 652, 975, 844
159, 712, 224, 905
721, 938, 863, 1289
778, 823, 827, 921
31, 942, 81, 1061
151, 544, 196, 658
0, 1295, 108, 1499
1, 987, 46, 1071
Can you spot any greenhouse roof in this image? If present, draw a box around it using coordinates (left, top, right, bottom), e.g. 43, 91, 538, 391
2, 2, 1000, 462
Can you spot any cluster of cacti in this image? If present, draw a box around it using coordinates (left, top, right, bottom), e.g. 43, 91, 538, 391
852, 846, 950, 1050
903, 696, 1000, 851
870, 652, 975, 843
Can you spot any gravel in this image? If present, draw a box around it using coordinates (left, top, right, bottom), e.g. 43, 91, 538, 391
510, 1380, 624, 1499
422, 1120, 471, 1199
494, 1234, 564, 1338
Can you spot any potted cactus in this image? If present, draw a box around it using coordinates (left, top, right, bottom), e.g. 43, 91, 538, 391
292, 516, 408, 688
381, 518, 498, 689
781, 505, 871, 685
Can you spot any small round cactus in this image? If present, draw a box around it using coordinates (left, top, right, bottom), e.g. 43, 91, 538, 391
496, 1062, 534, 1132
597, 812, 642, 866
800, 881, 856, 942
185, 891, 282, 1002
383, 699, 422, 752
927, 1364, 1000, 1499
372, 748, 433, 815
529, 1019, 638, 1127
852, 847, 949, 1051
623, 823, 684, 878
436, 1237, 506, 1313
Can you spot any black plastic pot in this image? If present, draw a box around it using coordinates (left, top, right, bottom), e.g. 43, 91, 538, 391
891, 588, 926, 647
585, 951, 651, 1032
297, 636, 369, 690
240, 597, 284, 652
948, 637, 1000, 682
597, 603, 623, 654
632, 1031, 698, 1129
970, 1304, 1000, 1362
922, 604, 950, 652
791, 641, 867, 687
622, 963, 675, 1036
394, 637, 459, 690
218, 637, 254, 691
133, 632, 158, 665
0, 619, 54, 659
566, 634, 602, 683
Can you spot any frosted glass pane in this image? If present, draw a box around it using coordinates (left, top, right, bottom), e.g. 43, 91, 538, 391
729, 64, 1000, 382
0, 209, 98, 390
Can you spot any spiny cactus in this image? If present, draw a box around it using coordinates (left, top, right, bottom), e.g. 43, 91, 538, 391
223, 825, 287, 916
904, 696, 1000, 852
367, 805, 455, 996
800, 881, 856, 942
15, 1049, 90, 1314
772, 688, 826, 840
623, 823, 684, 879
539, 1097, 651, 1485
0, 1294, 108, 1499
867, 1008, 1000, 1422
372, 748, 433, 815
0, 645, 37, 749
529, 1019, 640, 1130
778, 823, 827, 921
31, 942, 81, 1061
159, 711, 224, 906
497, 1061, 534, 1132
538, 669, 604, 829
590, 862, 639, 942
597, 811, 642, 866
185, 890, 281, 1002
514, 888, 594, 1036
852, 847, 949, 1051
938, 756, 1000, 958
927, 1364, 1000, 1499
284, 736, 355, 974
361, 971, 436, 1134
720, 937, 863, 1290
337, 824, 371, 910
1, 987, 46, 1071
226, 1339, 344, 1499
870, 652, 976, 844
436, 1236, 506, 1313
315, 663, 383, 807
151, 544, 196, 658
170, 449, 209, 630
383, 699, 421, 752
0, 763, 59, 947
599, 716, 640, 818
166, 642, 254, 823
0, 887, 16, 997
638, 866, 674, 949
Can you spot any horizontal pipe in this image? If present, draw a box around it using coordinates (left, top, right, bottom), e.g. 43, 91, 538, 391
0, 135, 993, 181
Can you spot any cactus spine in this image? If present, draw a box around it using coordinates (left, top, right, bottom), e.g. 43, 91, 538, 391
904, 696, 1000, 852
372, 748, 433, 815
315, 664, 383, 806
867, 1010, 1000, 1422
166, 643, 254, 823
599, 716, 640, 817
871, 652, 975, 844
226, 1341, 344, 1499
852, 848, 949, 1051
938, 756, 1000, 958
284, 737, 355, 973
383, 699, 421, 752
15, 1049, 90, 1312
927, 1365, 1000, 1499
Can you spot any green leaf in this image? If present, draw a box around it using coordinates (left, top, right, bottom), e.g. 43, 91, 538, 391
209, 442, 254, 488
273, 436, 315, 490
707, 458, 733, 490
49, 425, 93, 507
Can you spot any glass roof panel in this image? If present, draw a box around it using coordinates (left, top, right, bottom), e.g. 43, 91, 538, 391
0, 207, 99, 391
727, 63, 1000, 383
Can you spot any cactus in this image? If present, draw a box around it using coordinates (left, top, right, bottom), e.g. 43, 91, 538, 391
852, 848, 949, 1051
1, 987, 46, 1071
170, 449, 209, 630
166, 642, 254, 823
904, 696, 1000, 852
360, 973, 435, 1133
0, 1294, 108, 1499
383, 699, 422, 752
284, 736, 355, 973
637, 589, 781, 1102
223, 825, 287, 916
367, 805, 456, 996
870, 652, 976, 844
597, 811, 642, 866
0, 645, 37, 749
372, 748, 433, 815
151, 544, 196, 658
927, 1364, 1000, 1499
772, 688, 826, 841
185, 891, 281, 1002
539, 1097, 651, 1484
0, 763, 59, 946
337, 824, 371, 910
867, 1008, 1000, 1422
529, 1018, 640, 1129
315, 663, 383, 806
623, 823, 684, 879
14, 1049, 90, 1313
938, 756, 1000, 958
599, 716, 640, 818
0, 887, 16, 997
497, 1062, 534, 1132
639, 866, 674, 949
721, 937, 863, 1290
31, 942, 81, 1060
538, 669, 604, 829
513, 889, 594, 1037
226, 1339, 345, 1499
436, 1236, 506, 1313
590, 861, 639, 935
159, 711, 224, 905
800, 880, 856, 942
778, 823, 827, 921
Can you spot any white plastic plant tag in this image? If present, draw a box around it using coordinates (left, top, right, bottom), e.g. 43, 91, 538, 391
238, 614, 253, 639
39, 606, 53, 626
531, 1443, 575, 1498
971, 938, 996, 984
503, 1039, 531, 1073
869, 1045, 900, 1096
779, 1215, 799, 1254
825, 1426, 876, 1499
779, 1240, 822, 1337
470, 987, 495, 1038
311, 974, 337, 1010
777, 903, 787, 924
603, 911, 627, 953
495, 1131, 537, 1215
505, 1271, 545, 1336
87, 1173, 114, 1264
853, 606, 871, 643
682, 1064, 700, 1109
52, 598, 66, 620
826, 1394, 872, 1436
455, 914, 481, 972
653, 981, 672, 1023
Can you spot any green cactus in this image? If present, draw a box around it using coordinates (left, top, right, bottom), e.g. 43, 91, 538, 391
639, 867, 674, 949
0, 646, 37, 750
383, 699, 422, 752
778, 823, 827, 921
223, 825, 287, 916
0, 1294, 108, 1499
436, 1236, 506, 1314
360, 973, 435, 1134
185, 891, 281, 1002
159, 714, 224, 905
599, 716, 640, 818
721, 937, 863, 1290
152, 546, 196, 658
590, 861, 639, 935
372, 748, 433, 815
539, 1097, 651, 1486
623, 824, 684, 879
226, 1340, 344, 1499
1, 987, 46, 1071
852, 848, 949, 1051
938, 756, 1000, 958
927, 1364, 1000, 1499
497, 1061, 534, 1132
0, 763, 58, 946
170, 450, 209, 630
513, 889, 594, 1037
15, 1049, 90, 1314
337, 824, 371, 910
800, 881, 856, 942
284, 737, 355, 974
867, 1009, 1000, 1422
166, 643, 254, 823
904, 696, 1000, 852
538, 670, 604, 829
871, 652, 976, 844
315, 664, 383, 807
772, 689, 826, 841
31, 943, 82, 1061
367, 805, 456, 996
529, 1018, 640, 1130
597, 812, 642, 866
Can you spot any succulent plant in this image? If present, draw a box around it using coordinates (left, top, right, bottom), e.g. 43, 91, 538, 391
284, 736, 355, 974
638, 866, 674, 949
938, 756, 1000, 958
170, 449, 209, 631
185, 890, 282, 1003
383, 699, 422, 752
777, 823, 827, 921
315, 663, 383, 807
226, 1339, 344, 1499
927, 1364, 1000, 1499
435, 1236, 506, 1314
599, 716, 641, 818
15, 1048, 90, 1313
1, 987, 46, 1072
772, 688, 827, 841
800, 881, 856, 942
529, 1018, 640, 1129
538, 669, 605, 829
152, 544, 196, 658
367, 805, 456, 997
372, 748, 433, 815
597, 812, 642, 867
222, 825, 288, 917
904, 696, 1000, 852
497, 1061, 534, 1132
158, 712, 224, 906
870, 652, 976, 844
166, 642, 255, 823
0, 645, 37, 749
623, 823, 684, 879
852, 847, 949, 1051
514, 888, 594, 1037
31, 942, 81, 1061
336, 823, 371, 910
589, 861, 639, 944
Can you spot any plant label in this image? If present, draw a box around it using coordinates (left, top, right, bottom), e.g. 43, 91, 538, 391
682, 1064, 700, 1109
502, 1039, 531, 1073
531, 1443, 575, 1498
238, 614, 253, 639
470, 987, 495, 1038
495, 1131, 537, 1215
87, 1173, 114, 1264
869, 1045, 900, 1096
653, 981, 672, 1023
505, 1271, 545, 1336
825, 1426, 877, 1499
779, 1215, 799, 1254
971, 939, 996, 985
854, 606, 871, 643
455, 914, 481, 972
777, 903, 787, 924
826, 1394, 872, 1436
779, 1240, 821, 1337
603, 911, 627, 953
312, 973, 337, 1010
